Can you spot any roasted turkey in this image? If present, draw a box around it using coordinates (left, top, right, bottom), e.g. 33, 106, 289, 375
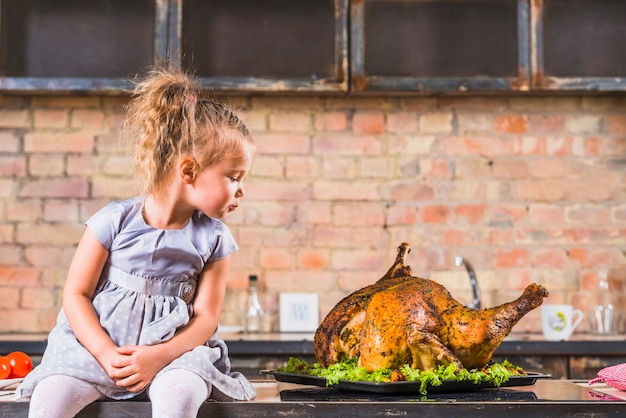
314, 243, 549, 371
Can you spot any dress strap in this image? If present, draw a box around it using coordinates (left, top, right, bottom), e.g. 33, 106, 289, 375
102, 263, 197, 304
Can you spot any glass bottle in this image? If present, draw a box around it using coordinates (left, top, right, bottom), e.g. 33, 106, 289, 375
590, 267, 620, 334
244, 275, 265, 333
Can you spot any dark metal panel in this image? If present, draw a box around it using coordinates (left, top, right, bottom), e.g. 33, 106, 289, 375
350, 0, 527, 94
531, 0, 626, 92
168, 0, 182, 69
183, 0, 349, 94
0, 77, 134, 94
154, 0, 170, 63
516, 0, 531, 91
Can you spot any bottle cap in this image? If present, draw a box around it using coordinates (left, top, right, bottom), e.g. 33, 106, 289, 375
249, 275, 258, 282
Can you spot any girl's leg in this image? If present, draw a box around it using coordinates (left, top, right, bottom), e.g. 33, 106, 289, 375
29, 375, 104, 418
148, 369, 210, 418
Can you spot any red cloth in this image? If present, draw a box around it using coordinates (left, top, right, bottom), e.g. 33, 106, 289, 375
589, 363, 626, 391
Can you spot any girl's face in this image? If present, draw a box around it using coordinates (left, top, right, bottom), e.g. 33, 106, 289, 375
189, 146, 254, 220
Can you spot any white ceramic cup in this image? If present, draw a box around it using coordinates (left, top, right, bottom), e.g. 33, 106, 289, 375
541, 304, 584, 341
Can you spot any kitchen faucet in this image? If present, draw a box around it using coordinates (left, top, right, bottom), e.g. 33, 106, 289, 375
455, 256, 481, 310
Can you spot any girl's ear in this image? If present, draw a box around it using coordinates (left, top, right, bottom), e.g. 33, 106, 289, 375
179, 157, 197, 184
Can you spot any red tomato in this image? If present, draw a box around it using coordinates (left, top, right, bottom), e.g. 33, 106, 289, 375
6, 351, 33, 378
0, 356, 10, 379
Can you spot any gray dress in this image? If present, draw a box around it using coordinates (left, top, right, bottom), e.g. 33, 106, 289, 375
16, 196, 255, 401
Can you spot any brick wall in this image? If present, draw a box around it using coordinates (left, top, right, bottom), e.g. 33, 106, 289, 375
1, 94, 625, 335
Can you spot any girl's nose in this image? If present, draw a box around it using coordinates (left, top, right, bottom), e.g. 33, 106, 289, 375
236, 184, 245, 198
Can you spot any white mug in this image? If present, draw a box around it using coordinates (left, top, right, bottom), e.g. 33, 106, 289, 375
541, 304, 583, 341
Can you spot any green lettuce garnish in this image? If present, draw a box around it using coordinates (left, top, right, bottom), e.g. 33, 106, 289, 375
278, 357, 526, 395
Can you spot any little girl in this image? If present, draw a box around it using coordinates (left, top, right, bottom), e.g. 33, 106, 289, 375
15, 69, 256, 417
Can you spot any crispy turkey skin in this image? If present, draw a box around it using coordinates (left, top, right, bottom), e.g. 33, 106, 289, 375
314, 243, 549, 371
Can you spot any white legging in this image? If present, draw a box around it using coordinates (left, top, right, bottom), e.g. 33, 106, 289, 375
28, 369, 210, 418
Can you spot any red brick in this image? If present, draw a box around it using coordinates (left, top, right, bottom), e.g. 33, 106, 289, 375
255, 203, 297, 226
43, 200, 80, 222
387, 204, 418, 225
91, 177, 133, 198
528, 115, 565, 134
0, 244, 20, 265
546, 136, 573, 156
242, 110, 268, 132
485, 205, 526, 225
455, 158, 492, 179
0, 109, 29, 128
260, 248, 294, 269
24, 245, 73, 267
269, 112, 311, 132
285, 156, 320, 179
312, 225, 385, 248
296, 202, 331, 225
388, 134, 436, 155
419, 112, 453, 133
352, 112, 385, 134
440, 228, 469, 246
0, 225, 14, 243
246, 133, 310, 155
314, 133, 381, 156
604, 115, 626, 135
20, 178, 89, 198
421, 205, 451, 224
512, 136, 546, 155
24, 132, 94, 153
0, 156, 26, 176
488, 229, 514, 246
33, 108, 68, 128
495, 115, 527, 134
71, 108, 105, 129
16, 223, 84, 245
246, 180, 310, 201
0, 266, 40, 286
512, 180, 566, 201
440, 136, 511, 156
333, 203, 385, 226
567, 205, 611, 225
7, 200, 41, 222
457, 114, 494, 133
532, 248, 569, 268
252, 156, 285, 178
528, 159, 566, 178
314, 112, 348, 132
297, 249, 330, 270
312, 180, 381, 201
337, 271, 380, 292
28, 154, 65, 176
568, 247, 587, 266
360, 157, 392, 178
492, 159, 528, 179
0, 288, 20, 309
455, 204, 487, 224
419, 159, 452, 179
0, 131, 21, 152
96, 133, 125, 153
264, 270, 335, 292
21, 287, 56, 309
322, 157, 357, 178
387, 112, 418, 133
494, 248, 529, 268
388, 181, 435, 201
331, 248, 385, 271
529, 204, 564, 224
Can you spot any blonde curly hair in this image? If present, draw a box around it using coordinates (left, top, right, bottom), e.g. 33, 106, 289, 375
121, 68, 253, 195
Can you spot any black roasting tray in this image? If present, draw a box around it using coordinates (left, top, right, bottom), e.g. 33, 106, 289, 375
261, 370, 551, 394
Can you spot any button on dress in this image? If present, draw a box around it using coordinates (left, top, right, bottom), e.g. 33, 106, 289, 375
16, 197, 256, 401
